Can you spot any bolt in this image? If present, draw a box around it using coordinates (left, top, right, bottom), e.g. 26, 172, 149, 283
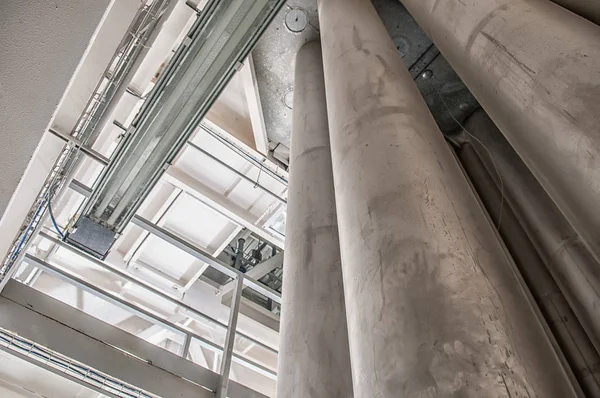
459, 103, 469, 111
421, 70, 433, 79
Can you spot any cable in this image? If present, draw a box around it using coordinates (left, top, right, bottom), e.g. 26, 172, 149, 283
437, 91, 505, 229
47, 197, 65, 239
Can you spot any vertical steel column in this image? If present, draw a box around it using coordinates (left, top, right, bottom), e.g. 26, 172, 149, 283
181, 334, 192, 359
216, 276, 243, 398
277, 40, 353, 398
457, 142, 600, 397
399, 0, 600, 262
463, 109, 600, 354
317, 0, 582, 396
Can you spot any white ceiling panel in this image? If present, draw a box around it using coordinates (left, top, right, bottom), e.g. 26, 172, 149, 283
162, 193, 238, 254
136, 234, 197, 280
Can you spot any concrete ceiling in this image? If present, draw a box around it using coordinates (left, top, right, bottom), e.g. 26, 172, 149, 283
252, 0, 480, 165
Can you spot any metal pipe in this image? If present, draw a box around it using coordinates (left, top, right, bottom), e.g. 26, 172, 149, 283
457, 142, 600, 397
398, 0, 600, 262
277, 41, 353, 398
551, 0, 600, 25
463, 109, 600, 354
317, 0, 582, 396
233, 238, 245, 270
199, 122, 288, 186
48, 128, 110, 166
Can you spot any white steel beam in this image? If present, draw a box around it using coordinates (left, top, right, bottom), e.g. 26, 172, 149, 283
163, 168, 285, 249
0, 280, 215, 398
240, 54, 269, 156
23, 253, 277, 379
0, 348, 122, 398
0, 280, 269, 398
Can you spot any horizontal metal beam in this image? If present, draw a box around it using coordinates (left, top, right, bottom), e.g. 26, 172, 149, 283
69, 179, 93, 197
25, 253, 184, 336
0, 279, 269, 398
163, 168, 285, 249
186, 141, 286, 204
0, 343, 123, 398
48, 128, 110, 166
67, 175, 285, 251
131, 215, 282, 303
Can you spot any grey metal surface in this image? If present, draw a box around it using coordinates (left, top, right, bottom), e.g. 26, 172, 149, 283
457, 142, 600, 397
253, 0, 320, 153
254, 0, 480, 161
66, 216, 115, 259
277, 41, 353, 398
414, 54, 479, 136
317, 0, 582, 396
463, 109, 600, 357
399, 0, 600, 264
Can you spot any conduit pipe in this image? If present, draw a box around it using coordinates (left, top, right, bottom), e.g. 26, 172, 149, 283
399, 0, 600, 261
457, 142, 600, 397
317, 0, 582, 396
463, 109, 600, 354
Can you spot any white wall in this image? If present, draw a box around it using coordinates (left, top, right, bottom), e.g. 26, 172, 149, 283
0, 0, 113, 217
